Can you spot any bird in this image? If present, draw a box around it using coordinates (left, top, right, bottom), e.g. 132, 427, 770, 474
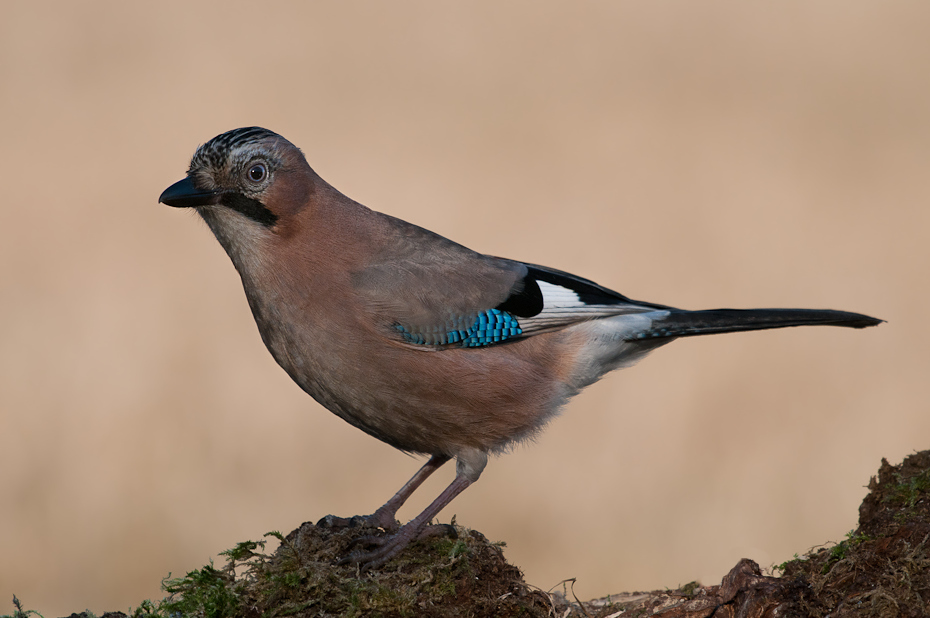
159, 126, 882, 571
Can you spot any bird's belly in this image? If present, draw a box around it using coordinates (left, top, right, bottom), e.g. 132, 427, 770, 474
269, 323, 574, 457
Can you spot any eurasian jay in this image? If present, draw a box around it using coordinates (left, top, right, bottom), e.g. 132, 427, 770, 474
159, 127, 881, 571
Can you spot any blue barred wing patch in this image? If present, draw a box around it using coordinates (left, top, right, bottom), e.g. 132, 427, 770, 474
396, 308, 523, 347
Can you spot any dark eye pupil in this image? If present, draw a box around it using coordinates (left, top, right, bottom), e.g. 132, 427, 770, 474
248, 164, 266, 182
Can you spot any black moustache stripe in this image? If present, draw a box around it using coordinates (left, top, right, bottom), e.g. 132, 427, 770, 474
221, 192, 279, 227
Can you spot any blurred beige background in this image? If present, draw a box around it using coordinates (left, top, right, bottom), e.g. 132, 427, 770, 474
0, 1, 926, 615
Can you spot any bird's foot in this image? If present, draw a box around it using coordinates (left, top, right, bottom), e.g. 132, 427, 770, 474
316, 510, 400, 532
338, 522, 457, 572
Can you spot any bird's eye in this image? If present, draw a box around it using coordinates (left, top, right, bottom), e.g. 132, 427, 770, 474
247, 163, 267, 183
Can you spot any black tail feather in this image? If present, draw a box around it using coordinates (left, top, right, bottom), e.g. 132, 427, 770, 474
632, 308, 883, 340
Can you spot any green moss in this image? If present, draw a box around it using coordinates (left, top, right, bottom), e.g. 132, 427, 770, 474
772, 553, 803, 575
885, 467, 930, 524
886, 467, 930, 509
820, 530, 872, 575
1, 596, 44, 618
115, 521, 548, 618
160, 562, 240, 618
679, 581, 701, 597
128, 600, 161, 618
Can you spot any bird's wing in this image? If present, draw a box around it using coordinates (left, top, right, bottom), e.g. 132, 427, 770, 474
352, 216, 665, 348
510, 263, 673, 337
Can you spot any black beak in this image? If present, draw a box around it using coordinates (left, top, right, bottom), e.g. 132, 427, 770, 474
159, 177, 223, 208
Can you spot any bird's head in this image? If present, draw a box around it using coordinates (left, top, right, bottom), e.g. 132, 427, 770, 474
159, 127, 315, 238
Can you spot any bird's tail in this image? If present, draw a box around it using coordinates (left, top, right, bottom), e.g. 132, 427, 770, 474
630, 308, 883, 341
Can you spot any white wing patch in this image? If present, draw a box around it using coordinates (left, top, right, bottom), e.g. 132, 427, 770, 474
517, 280, 658, 335
537, 280, 584, 307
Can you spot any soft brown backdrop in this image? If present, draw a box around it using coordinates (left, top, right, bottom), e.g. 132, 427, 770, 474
0, 2, 925, 615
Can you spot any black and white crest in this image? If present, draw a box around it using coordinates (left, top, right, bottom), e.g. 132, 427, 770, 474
189, 127, 281, 173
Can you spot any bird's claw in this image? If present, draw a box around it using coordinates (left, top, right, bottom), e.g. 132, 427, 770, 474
337, 523, 458, 572
416, 522, 458, 542
316, 514, 369, 529
337, 534, 401, 572
316, 513, 400, 532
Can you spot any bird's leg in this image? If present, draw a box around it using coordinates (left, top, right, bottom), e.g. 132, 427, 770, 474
340, 450, 487, 572
318, 454, 450, 531
340, 472, 474, 571
365, 454, 451, 529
